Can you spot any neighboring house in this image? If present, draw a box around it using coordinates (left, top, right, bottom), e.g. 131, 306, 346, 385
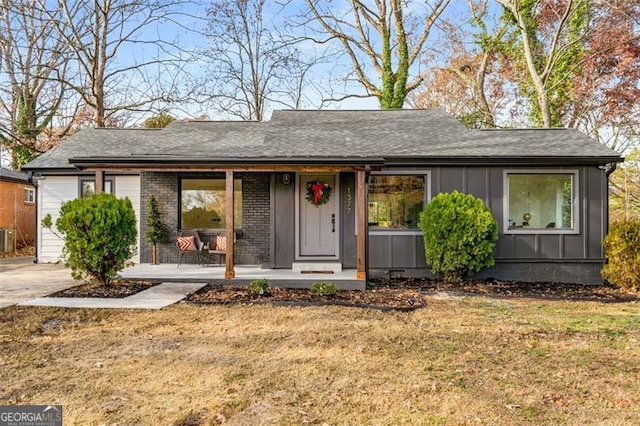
22, 109, 622, 284
0, 168, 36, 250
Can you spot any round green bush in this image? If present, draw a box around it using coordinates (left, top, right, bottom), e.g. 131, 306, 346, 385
602, 220, 640, 291
418, 191, 498, 283
46, 193, 137, 285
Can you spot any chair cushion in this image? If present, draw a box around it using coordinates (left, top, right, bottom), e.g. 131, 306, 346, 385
177, 236, 196, 251
215, 235, 227, 251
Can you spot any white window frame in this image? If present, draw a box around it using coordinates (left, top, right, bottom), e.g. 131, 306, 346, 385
23, 187, 35, 203
503, 169, 579, 235
369, 169, 431, 235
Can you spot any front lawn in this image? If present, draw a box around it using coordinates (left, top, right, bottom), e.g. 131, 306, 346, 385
0, 295, 638, 424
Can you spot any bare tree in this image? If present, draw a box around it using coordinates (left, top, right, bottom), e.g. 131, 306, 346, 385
301, 0, 450, 108
40, 0, 195, 127
413, 0, 509, 128
0, 0, 73, 168
200, 0, 325, 121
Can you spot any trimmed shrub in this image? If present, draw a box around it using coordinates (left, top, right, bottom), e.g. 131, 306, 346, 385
418, 191, 498, 283
602, 220, 640, 291
44, 193, 137, 285
311, 282, 337, 296
249, 278, 269, 295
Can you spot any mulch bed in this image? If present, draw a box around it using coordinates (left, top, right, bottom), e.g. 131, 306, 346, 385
46, 277, 638, 307
188, 284, 425, 311
370, 277, 638, 303
47, 280, 159, 298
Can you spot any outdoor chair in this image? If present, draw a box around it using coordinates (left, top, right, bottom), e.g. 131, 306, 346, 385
176, 230, 205, 267
205, 235, 228, 265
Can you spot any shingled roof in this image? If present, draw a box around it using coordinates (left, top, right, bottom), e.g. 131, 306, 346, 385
22, 109, 622, 171
0, 168, 30, 182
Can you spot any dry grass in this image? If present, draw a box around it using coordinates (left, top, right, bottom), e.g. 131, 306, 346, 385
0, 295, 639, 425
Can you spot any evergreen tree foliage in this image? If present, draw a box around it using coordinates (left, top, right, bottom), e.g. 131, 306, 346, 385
146, 195, 168, 245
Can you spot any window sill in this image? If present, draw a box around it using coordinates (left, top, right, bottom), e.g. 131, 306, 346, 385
505, 229, 579, 235
369, 230, 423, 236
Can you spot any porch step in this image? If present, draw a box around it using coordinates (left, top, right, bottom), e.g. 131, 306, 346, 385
292, 262, 343, 274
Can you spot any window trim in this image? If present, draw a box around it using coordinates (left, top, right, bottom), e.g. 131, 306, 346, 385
178, 177, 243, 231
78, 177, 115, 198
23, 187, 35, 203
368, 169, 431, 235
503, 169, 579, 235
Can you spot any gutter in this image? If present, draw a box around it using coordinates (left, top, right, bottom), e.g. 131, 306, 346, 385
384, 156, 624, 167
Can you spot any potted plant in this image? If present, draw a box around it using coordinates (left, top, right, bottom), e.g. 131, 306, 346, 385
146, 195, 168, 265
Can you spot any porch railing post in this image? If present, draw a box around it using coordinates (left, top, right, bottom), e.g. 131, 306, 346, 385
225, 170, 235, 278
356, 170, 367, 280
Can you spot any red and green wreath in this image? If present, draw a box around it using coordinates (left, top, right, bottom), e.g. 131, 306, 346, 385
306, 180, 332, 206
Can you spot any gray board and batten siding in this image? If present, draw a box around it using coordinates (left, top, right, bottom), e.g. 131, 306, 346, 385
368, 165, 608, 284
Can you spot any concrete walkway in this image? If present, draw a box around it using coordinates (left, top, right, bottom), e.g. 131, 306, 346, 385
19, 282, 207, 310
0, 258, 77, 308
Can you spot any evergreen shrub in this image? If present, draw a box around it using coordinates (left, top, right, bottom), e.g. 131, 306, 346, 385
418, 191, 498, 283
602, 220, 640, 291
43, 193, 137, 285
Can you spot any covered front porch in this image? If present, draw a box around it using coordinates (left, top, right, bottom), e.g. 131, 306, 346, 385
120, 263, 365, 290
83, 164, 373, 284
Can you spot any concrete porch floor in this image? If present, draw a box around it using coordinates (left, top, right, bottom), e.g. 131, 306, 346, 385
120, 264, 366, 290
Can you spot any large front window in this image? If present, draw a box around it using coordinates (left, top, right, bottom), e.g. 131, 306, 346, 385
180, 178, 242, 229
368, 175, 426, 230
506, 172, 577, 232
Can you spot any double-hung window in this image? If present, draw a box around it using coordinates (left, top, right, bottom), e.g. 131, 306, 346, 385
180, 178, 242, 229
368, 172, 429, 232
505, 170, 578, 233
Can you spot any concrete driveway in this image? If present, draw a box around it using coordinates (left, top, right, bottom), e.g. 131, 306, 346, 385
0, 258, 77, 308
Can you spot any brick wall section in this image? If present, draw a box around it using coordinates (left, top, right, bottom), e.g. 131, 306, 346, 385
0, 179, 35, 248
139, 171, 270, 265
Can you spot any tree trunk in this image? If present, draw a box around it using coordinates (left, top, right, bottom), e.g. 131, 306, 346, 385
152, 244, 158, 265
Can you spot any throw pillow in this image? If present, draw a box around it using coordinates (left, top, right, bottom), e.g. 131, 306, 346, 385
215, 235, 227, 251
177, 235, 196, 251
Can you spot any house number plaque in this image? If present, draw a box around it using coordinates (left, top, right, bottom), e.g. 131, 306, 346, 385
346, 186, 352, 214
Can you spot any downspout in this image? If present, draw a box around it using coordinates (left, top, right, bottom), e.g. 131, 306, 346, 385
27, 171, 38, 263
604, 162, 618, 238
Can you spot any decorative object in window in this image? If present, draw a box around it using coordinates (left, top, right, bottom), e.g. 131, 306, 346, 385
305, 180, 332, 206
507, 173, 575, 231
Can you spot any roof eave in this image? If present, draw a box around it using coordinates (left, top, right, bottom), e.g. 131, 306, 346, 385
383, 155, 623, 166
69, 156, 386, 170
